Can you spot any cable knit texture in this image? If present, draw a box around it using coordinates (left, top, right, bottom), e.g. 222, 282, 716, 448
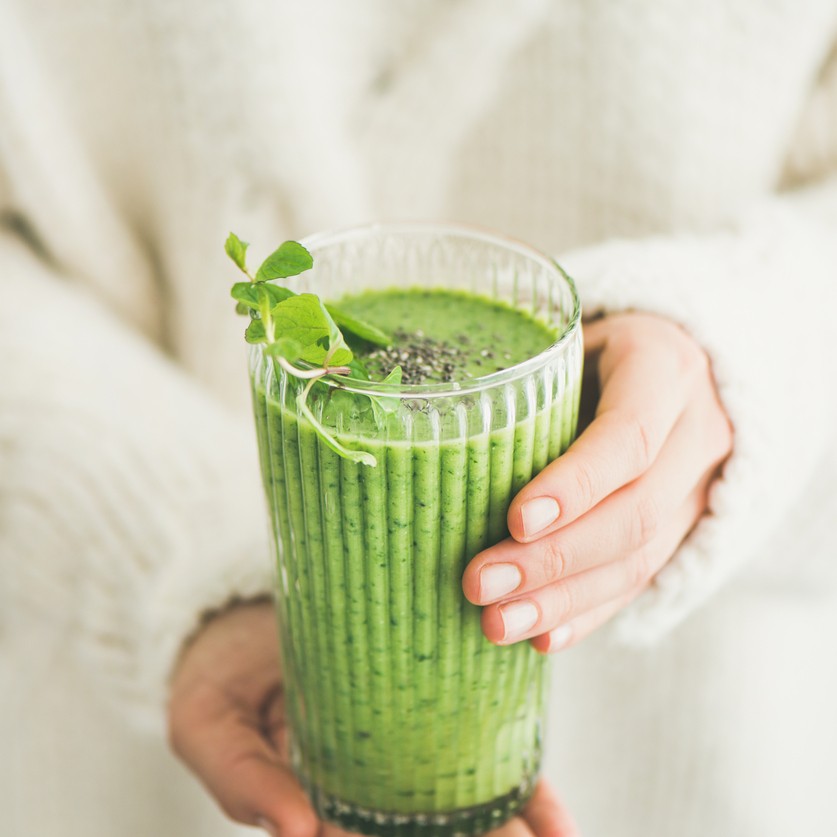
2, 1, 836, 835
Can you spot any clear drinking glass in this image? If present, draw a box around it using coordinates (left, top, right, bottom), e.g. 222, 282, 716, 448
249, 223, 582, 836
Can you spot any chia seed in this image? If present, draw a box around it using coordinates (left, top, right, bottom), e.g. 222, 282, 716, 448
363, 328, 519, 385
366, 328, 472, 384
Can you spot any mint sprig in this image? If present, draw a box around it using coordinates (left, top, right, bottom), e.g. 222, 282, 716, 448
224, 232, 250, 274
225, 232, 398, 467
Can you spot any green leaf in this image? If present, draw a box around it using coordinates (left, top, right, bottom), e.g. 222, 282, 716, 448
244, 318, 266, 344
347, 358, 370, 380
265, 337, 303, 362
271, 294, 353, 367
231, 282, 260, 308
326, 305, 391, 347
369, 365, 402, 421
321, 302, 353, 368
325, 388, 371, 422
232, 281, 295, 309
380, 364, 403, 390
225, 232, 249, 273
235, 301, 251, 316
255, 241, 314, 282
264, 283, 295, 305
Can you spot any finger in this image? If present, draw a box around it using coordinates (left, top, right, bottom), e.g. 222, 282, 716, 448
170, 684, 318, 837
466, 402, 714, 605
529, 589, 640, 654
508, 333, 696, 542
521, 781, 582, 837
528, 481, 712, 653
580, 316, 612, 353
482, 486, 705, 645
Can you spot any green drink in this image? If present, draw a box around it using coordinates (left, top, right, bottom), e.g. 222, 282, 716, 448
249, 225, 582, 836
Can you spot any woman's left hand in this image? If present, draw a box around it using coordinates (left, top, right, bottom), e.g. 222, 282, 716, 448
462, 313, 733, 653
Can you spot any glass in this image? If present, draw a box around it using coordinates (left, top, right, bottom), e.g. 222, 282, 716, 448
249, 223, 582, 836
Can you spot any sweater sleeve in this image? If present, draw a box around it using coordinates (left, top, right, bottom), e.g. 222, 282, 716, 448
0, 228, 273, 730
559, 176, 837, 644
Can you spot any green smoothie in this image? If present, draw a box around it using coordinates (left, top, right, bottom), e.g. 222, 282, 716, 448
251, 288, 581, 836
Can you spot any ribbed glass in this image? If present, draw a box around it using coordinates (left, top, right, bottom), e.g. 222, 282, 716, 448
249, 224, 582, 836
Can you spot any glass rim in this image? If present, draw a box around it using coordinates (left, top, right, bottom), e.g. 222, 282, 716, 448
265, 221, 582, 399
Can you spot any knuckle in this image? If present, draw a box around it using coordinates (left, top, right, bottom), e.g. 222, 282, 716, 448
629, 493, 660, 548
626, 549, 655, 590
633, 534, 676, 589
631, 548, 664, 593
692, 396, 734, 468
541, 536, 569, 582
610, 325, 644, 357
620, 409, 654, 472
571, 458, 599, 511
541, 581, 578, 630
709, 409, 734, 462
550, 580, 577, 623
678, 340, 709, 382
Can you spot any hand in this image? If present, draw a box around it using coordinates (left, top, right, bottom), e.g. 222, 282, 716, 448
168, 601, 580, 837
462, 313, 733, 652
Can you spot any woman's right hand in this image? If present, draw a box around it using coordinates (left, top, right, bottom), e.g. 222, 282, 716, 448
167, 601, 580, 837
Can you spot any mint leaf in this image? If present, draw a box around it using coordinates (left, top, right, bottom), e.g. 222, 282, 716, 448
325, 387, 371, 422
379, 364, 403, 392
369, 365, 402, 421
347, 358, 370, 380
265, 337, 303, 362
321, 301, 353, 367
271, 294, 353, 367
233, 281, 295, 308
326, 305, 391, 347
235, 301, 251, 316
262, 283, 295, 305
244, 318, 266, 344
255, 241, 313, 282
225, 232, 249, 273
231, 282, 260, 308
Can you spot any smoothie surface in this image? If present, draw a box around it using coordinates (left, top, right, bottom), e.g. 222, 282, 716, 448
334, 288, 558, 384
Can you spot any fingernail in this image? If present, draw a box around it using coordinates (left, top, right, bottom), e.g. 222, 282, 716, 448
521, 497, 560, 537
547, 624, 572, 653
479, 563, 522, 602
499, 600, 539, 641
255, 816, 278, 836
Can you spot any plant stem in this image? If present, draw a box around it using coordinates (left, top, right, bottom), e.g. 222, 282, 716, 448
275, 357, 351, 379
295, 378, 377, 467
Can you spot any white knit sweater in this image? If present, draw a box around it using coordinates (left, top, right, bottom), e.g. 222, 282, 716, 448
2, 2, 836, 835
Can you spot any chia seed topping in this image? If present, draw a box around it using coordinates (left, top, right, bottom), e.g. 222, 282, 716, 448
365, 328, 508, 384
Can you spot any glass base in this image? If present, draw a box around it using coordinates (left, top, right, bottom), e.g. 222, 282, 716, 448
308, 781, 536, 837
